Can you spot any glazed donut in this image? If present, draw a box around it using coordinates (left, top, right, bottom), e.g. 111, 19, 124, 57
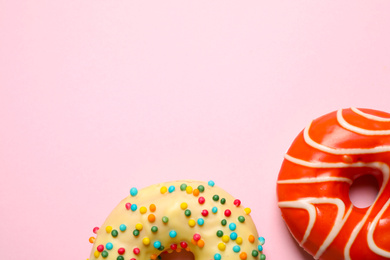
88, 180, 266, 260
277, 107, 390, 260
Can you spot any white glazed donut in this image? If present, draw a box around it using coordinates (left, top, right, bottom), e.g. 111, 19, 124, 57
277, 107, 390, 260
88, 180, 266, 260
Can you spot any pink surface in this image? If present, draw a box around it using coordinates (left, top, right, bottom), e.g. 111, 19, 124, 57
1, 1, 390, 259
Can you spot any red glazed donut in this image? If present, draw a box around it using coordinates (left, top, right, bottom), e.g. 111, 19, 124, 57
277, 107, 390, 260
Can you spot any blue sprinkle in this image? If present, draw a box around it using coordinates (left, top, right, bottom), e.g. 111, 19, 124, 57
208, 180, 215, 187
214, 253, 222, 260
130, 187, 138, 197
119, 224, 127, 231
197, 218, 205, 226
106, 242, 113, 250
258, 236, 265, 245
229, 223, 236, 231
168, 185, 175, 193
258, 245, 263, 252
131, 204, 137, 211
230, 232, 238, 240
154, 241, 162, 249
169, 230, 177, 238
212, 207, 218, 213
233, 245, 241, 253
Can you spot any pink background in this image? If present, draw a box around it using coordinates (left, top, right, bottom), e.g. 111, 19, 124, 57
1, 1, 390, 259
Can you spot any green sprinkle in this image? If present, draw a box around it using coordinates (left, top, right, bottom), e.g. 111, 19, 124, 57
220, 198, 226, 204
180, 184, 187, 191
185, 209, 191, 217
158, 246, 165, 251
216, 230, 223, 237
117, 256, 124, 260
260, 254, 266, 260
238, 216, 245, 223
221, 219, 227, 226
133, 229, 140, 236
111, 230, 118, 237
151, 226, 158, 233
102, 251, 109, 258
198, 185, 205, 192
213, 195, 220, 201
252, 250, 259, 257
162, 216, 169, 223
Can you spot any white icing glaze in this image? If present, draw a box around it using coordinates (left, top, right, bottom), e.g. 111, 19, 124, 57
351, 107, 390, 122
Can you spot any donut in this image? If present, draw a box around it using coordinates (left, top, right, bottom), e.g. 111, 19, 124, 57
277, 107, 390, 260
88, 180, 266, 260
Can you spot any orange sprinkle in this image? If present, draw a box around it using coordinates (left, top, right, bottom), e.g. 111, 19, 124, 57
248, 235, 255, 243
150, 204, 156, 212
239, 252, 247, 260
88, 237, 95, 243
148, 214, 156, 222
150, 254, 158, 260
193, 189, 200, 196
197, 239, 205, 248
191, 238, 197, 245
185, 247, 191, 251
176, 248, 182, 253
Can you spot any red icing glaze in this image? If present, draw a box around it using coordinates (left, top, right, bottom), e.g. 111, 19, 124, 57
277, 108, 390, 260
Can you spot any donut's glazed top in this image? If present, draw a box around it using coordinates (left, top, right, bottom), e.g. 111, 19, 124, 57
88, 180, 265, 260
277, 108, 390, 260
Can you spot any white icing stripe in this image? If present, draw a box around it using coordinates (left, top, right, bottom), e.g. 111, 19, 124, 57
277, 176, 352, 185
278, 200, 316, 245
284, 154, 390, 258
367, 198, 390, 257
338, 109, 390, 136
303, 121, 390, 154
351, 107, 390, 122
279, 198, 350, 259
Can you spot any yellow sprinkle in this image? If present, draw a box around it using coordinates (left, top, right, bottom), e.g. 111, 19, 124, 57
186, 186, 193, 194
188, 219, 196, 227
236, 237, 243, 245
244, 208, 251, 215
160, 186, 168, 194
222, 235, 230, 243
94, 251, 100, 258
140, 206, 147, 214
180, 202, 188, 210
105, 226, 112, 233
143, 237, 150, 245
135, 223, 143, 230
218, 242, 226, 251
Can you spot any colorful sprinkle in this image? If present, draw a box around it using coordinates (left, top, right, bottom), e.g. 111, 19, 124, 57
213, 195, 220, 201
248, 235, 255, 243
154, 241, 162, 249
111, 230, 118, 237
193, 189, 200, 196
198, 185, 205, 192
148, 214, 156, 222
260, 254, 266, 260
170, 244, 178, 250
142, 237, 150, 245
238, 216, 245, 223
130, 187, 138, 197
230, 232, 238, 240
180, 184, 187, 191
140, 206, 147, 214
258, 237, 265, 245
101, 251, 108, 258
105, 226, 112, 233
198, 197, 206, 204
184, 209, 191, 216
150, 204, 156, 212
233, 199, 241, 207
208, 180, 215, 187
216, 230, 223, 237
133, 229, 140, 236
229, 223, 236, 231
135, 223, 143, 230
224, 209, 231, 217
131, 204, 137, 211
233, 245, 241, 253
186, 186, 193, 194
258, 245, 263, 252
169, 230, 177, 238
201, 209, 209, 216
220, 198, 226, 204
193, 233, 201, 241
160, 186, 168, 194
94, 251, 100, 258
117, 256, 124, 260
97, 245, 104, 252
119, 224, 127, 231
162, 216, 169, 223
168, 185, 175, 193
221, 219, 227, 226
118, 248, 125, 255
214, 253, 222, 260
197, 218, 204, 226
133, 248, 140, 255
212, 207, 218, 213
188, 219, 196, 227
222, 235, 230, 243
236, 237, 243, 244
93, 227, 99, 234
244, 208, 251, 214
180, 242, 188, 248
218, 242, 226, 251
197, 239, 205, 248
180, 202, 188, 210
239, 252, 247, 260
252, 250, 259, 257
125, 203, 131, 210
89, 237, 95, 243
151, 226, 158, 233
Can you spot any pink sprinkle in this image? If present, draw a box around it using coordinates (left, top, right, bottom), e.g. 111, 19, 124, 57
234, 199, 241, 207
93, 227, 99, 234
201, 210, 209, 216
118, 248, 125, 255
97, 244, 104, 252
125, 203, 132, 210
193, 233, 201, 241
133, 248, 140, 255
198, 197, 205, 204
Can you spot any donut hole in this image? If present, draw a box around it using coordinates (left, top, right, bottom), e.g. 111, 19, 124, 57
349, 174, 379, 208
160, 249, 195, 260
